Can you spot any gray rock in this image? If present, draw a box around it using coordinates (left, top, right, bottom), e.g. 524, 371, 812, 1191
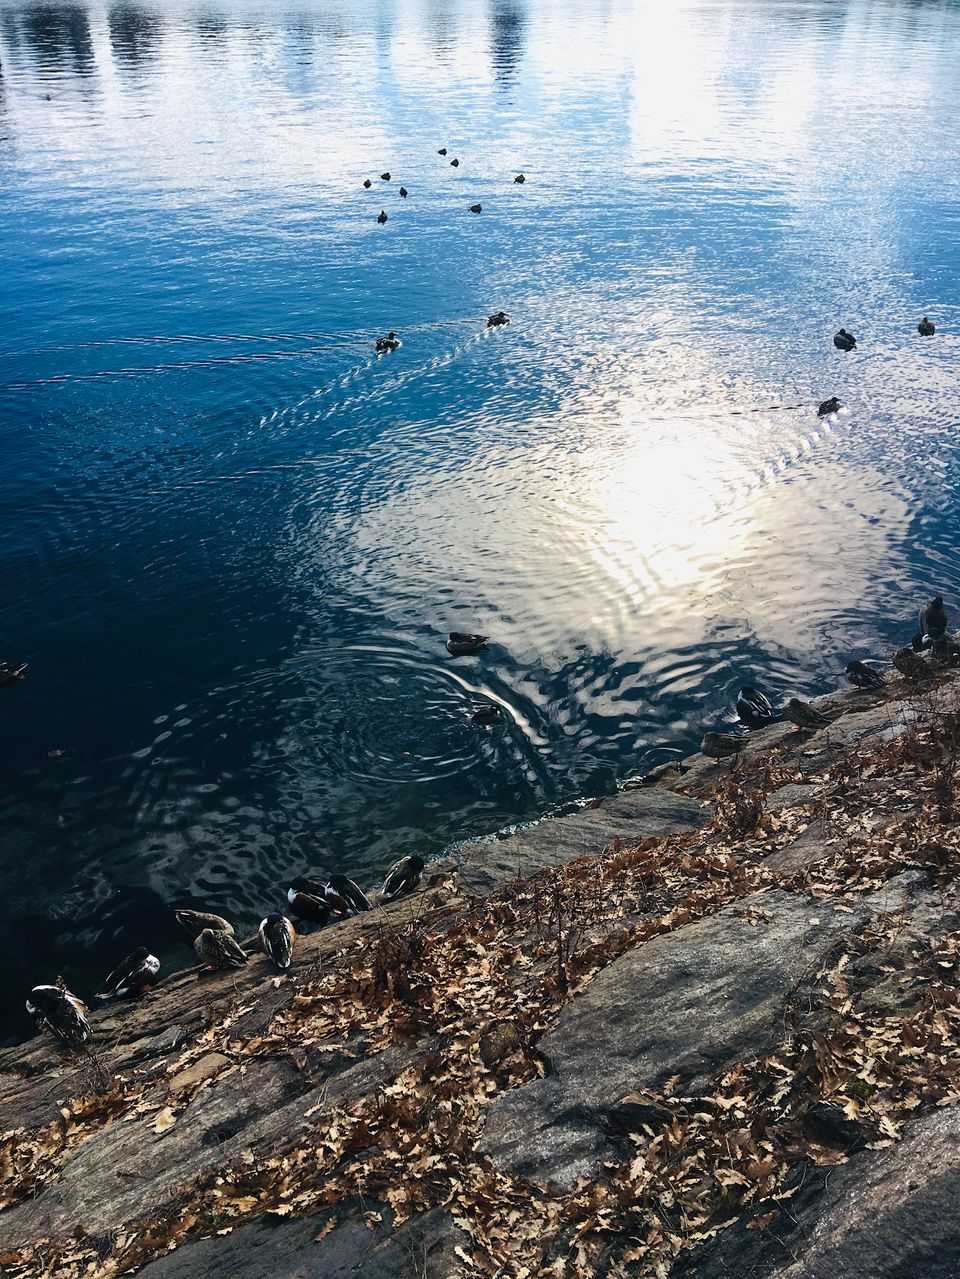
479, 890, 869, 1190
458, 789, 704, 893
134, 1204, 466, 1279
674, 1106, 960, 1279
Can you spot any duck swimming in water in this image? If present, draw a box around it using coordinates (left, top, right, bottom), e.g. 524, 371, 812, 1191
287, 876, 332, 924
471, 703, 502, 725
469, 203, 482, 213
845, 660, 885, 690
918, 317, 935, 336
514, 173, 525, 183
175, 909, 234, 942
27, 980, 90, 1049
784, 698, 831, 730
380, 172, 391, 181
259, 913, 296, 970
399, 186, 408, 198
194, 928, 248, 970
450, 158, 460, 167
447, 632, 488, 656
834, 328, 857, 351
377, 210, 388, 225
375, 331, 401, 353
95, 947, 159, 1000
438, 148, 448, 156
363, 179, 372, 189
736, 686, 779, 729
487, 312, 509, 328
0, 661, 28, 687
324, 875, 372, 918
817, 396, 841, 417
381, 854, 425, 903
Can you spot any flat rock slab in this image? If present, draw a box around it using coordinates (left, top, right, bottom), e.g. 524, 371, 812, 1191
458, 789, 704, 894
479, 889, 868, 1190
134, 1204, 464, 1279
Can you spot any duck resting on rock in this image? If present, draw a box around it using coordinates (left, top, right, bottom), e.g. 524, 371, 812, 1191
259, 913, 296, 970
26, 979, 90, 1048
447, 632, 488, 655
833, 328, 857, 351
784, 697, 831, 730
194, 927, 248, 970
95, 947, 159, 999
700, 730, 745, 764
175, 909, 234, 942
893, 646, 935, 683
736, 685, 779, 729
381, 854, 425, 903
287, 876, 332, 924
845, 660, 885, 690
325, 874, 372, 918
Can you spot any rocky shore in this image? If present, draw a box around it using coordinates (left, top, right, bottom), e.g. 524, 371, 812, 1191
3, 667, 960, 1278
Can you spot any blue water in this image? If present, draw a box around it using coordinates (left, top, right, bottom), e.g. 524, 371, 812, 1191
2, 0, 960, 1038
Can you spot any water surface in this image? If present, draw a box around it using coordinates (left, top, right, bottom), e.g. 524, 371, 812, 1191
2, 0, 960, 1036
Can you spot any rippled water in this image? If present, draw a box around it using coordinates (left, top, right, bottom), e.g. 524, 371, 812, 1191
2, 0, 960, 1037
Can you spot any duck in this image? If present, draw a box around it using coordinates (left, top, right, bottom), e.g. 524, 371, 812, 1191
438, 148, 448, 156
27, 978, 90, 1048
381, 854, 425, 903
324, 874, 372, 918
784, 698, 831, 730
487, 312, 510, 328
514, 173, 525, 184
450, 158, 460, 167
845, 660, 885, 690
918, 317, 935, 336
287, 876, 332, 924
736, 686, 779, 729
0, 661, 28, 687
469, 203, 482, 213
194, 927, 248, 970
95, 947, 159, 1000
446, 632, 488, 656
817, 396, 841, 417
363, 179, 372, 189
375, 331, 401, 354
920, 595, 949, 643
380, 172, 391, 181
175, 909, 234, 942
700, 731, 745, 763
833, 328, 857, 351
893, 646, 935, 683
399, 186, 408, 198
259, 913, 296, 970
470, 704, 502, 725
377, 210, 388, 225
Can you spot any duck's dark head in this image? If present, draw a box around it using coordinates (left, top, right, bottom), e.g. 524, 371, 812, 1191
933, 595, 945, 609
265, 910, 284, 924
388, 331, 396, 340
409, 855, 426, 872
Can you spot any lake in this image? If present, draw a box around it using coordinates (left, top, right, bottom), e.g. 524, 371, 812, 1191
2, 0, 960, 1036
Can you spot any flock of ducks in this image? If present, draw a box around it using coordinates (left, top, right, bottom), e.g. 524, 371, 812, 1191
24, 855, 427, 1050
700, 594, 958, 765
364, 145, 524, 230
368, 145, 519, 351
833, 316, 936, 352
